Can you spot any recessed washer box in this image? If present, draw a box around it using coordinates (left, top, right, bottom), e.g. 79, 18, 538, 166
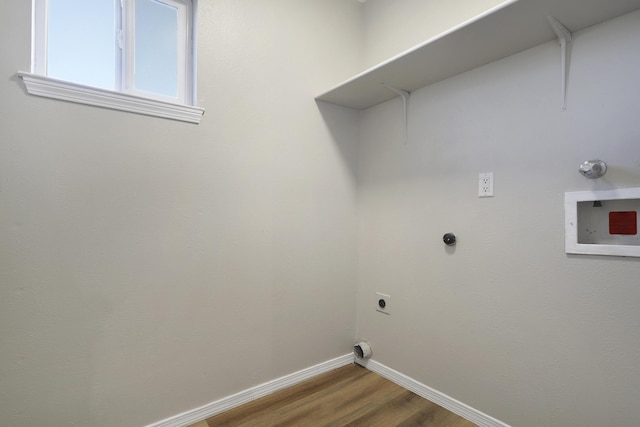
565, 188, 640, 257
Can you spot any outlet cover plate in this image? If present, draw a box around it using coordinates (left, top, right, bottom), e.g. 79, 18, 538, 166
479, 172, 494, 198
375, 292, 391, 315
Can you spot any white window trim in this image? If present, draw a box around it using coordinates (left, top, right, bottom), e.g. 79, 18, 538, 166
24, 0, 203, 124
18, 71, 204, 124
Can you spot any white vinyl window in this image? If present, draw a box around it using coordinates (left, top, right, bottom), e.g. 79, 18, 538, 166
22, 0, 203, 123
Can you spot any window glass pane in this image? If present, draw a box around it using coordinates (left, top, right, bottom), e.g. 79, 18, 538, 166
134, 0, 178, 98
47, 0, 117, 90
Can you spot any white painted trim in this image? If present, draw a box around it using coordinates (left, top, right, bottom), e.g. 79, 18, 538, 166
31, 0, 48, 75
356, 358, 511, 427
17, 72, 204, 124
565, 187, 640, 257
145, 354, 353, 427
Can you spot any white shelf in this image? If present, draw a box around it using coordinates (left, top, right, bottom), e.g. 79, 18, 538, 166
316, 0, 640, 110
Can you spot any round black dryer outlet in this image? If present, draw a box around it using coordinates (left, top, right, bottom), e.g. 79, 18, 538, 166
443, 233, 456, 246
378, 299, 386, 309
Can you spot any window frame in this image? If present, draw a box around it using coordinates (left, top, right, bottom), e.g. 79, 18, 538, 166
22, 0, 203, 123
122, 0, 193, 104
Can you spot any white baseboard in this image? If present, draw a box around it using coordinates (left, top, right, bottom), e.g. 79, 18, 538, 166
145, 354, 353, 427
147, 353, 509, 427
355, 358, 511, 427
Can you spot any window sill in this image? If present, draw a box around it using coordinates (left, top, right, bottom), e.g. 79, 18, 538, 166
17, 72, 205, 124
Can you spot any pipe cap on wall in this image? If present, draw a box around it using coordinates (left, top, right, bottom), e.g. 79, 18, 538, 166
579, 160, 607, 179
443, 233, 456, 246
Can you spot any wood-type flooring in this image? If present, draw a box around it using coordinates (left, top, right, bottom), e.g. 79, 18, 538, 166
188, 364, 477, 426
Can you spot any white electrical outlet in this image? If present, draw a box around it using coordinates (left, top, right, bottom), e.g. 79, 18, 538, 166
375, 292, 391, 315
478, 172, 494, 198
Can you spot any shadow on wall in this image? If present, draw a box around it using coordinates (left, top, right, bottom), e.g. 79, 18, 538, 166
315, 100, 360, 185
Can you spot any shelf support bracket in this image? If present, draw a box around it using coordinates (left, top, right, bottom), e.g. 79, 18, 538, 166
547, 16, 572, 111
382, 83, 410, 144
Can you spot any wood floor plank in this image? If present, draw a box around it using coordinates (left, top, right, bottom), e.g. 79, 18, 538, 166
195, 364, 477, 427
206, 365, 371, 426
245, 370, 404, 426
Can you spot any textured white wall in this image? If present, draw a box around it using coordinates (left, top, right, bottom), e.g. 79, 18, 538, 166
5, 1, 640, 426
361, 0, 505, 67
0, 1, 361, 426
357, 9, 640, 427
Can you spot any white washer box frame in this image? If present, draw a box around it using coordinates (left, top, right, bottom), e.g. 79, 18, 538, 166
565, 187, 640, 257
